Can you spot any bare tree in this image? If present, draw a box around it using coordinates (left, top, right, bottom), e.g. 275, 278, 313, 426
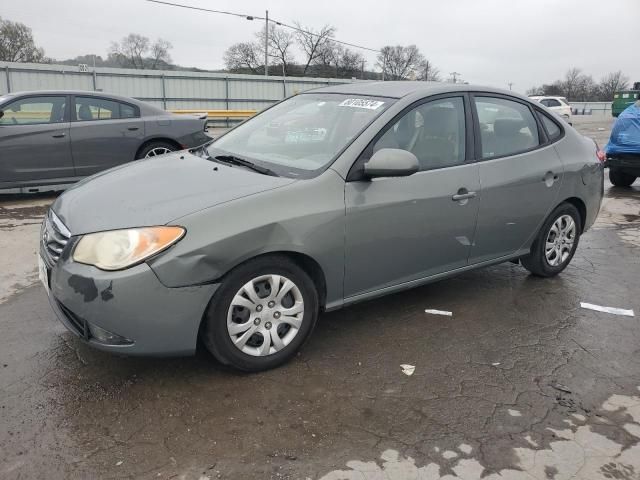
257, 25, 295, 75
223, 42, 262, 74
295, 23, 335, 76
0, 17, 46, 62
599, 71, 629, 101
562, 67, 583, 101
109, 34, 173, 69
337, 48, 365, 78
109, 34, 149, 69
376, 45, 425, 80
149, 38, 172, 69
417, 59, 441, 81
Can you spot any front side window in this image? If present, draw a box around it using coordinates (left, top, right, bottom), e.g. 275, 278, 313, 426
372, 97, 466, 171
475, 97, 540, 159
208, 93, 394, 177
0, 96, 67, 125
75, 96, 120, 121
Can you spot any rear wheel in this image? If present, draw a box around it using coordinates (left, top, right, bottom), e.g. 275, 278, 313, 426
136, 141, 178, 159
200, 255, 319, 372
521, 203, 581, 277
609, 169, 636, 187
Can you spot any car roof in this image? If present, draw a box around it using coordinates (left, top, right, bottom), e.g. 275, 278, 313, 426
1, 90, 167, 114
3, 90, 151, 105
530, 95, 564, 100
306, 81, 527, 100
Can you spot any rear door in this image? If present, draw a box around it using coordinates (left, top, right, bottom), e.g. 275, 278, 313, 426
69, 95, 144, 176
0, 95, 73, 186
468, 94, 564, 263
344, 95, 480, 299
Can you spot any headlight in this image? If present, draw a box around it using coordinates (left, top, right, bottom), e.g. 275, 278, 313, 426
73, 226, 185, 271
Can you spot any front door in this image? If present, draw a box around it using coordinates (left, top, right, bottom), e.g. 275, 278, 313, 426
344, 95, 480, 300
0, 95, 73, 187
469, 94, 564, 263
70, 95, 144, 176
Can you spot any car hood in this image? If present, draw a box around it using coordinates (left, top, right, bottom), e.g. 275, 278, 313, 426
52, 151, 296, 234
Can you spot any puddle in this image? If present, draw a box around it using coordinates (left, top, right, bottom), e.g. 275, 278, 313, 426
319, 388, 640, 480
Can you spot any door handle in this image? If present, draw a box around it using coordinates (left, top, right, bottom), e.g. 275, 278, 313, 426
452, 191, 477, 201
52, 132, 66, 138
127, 126, 140, 131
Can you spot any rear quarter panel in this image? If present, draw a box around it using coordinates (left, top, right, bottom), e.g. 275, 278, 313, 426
143, 114, 209, 148
552, 129, 604, 231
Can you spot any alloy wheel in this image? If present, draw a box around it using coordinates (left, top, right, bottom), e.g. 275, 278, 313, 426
145, 147, 173, 157
545, 214, 576, 267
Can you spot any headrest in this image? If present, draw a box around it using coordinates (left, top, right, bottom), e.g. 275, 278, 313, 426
494, 118, 526, 137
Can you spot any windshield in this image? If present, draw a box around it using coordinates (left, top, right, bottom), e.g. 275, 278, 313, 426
208, 93, 394, 177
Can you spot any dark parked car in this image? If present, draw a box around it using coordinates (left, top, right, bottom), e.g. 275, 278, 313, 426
40, 82, 604, 372
0, 90, 210, 193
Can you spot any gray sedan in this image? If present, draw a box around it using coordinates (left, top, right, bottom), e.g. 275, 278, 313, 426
40, 82, 604, 371
0, 90, 210, 193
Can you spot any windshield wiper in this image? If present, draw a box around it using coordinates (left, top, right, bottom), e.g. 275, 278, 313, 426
213, 154, 278, 176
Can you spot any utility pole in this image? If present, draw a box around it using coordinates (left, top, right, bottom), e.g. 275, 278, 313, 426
264, 10, 269, 76
450, 72, 461, 83
508, 82, 514, 91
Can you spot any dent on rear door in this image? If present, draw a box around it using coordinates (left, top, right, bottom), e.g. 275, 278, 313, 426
470, 145, 564, 264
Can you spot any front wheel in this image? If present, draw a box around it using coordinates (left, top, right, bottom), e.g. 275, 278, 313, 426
200, 255, 319, 372
609, 169, 636, 187
521, 203, 581, 277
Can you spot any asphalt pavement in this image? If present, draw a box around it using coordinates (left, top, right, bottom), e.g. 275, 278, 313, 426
2, 116, 640, 480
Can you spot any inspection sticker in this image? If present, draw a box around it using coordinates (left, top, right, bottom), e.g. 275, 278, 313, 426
339, 98, 385, 110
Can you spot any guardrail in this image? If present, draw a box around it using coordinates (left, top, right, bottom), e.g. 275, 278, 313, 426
170, 109, 257, 128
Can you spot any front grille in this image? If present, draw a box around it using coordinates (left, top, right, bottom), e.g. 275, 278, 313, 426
41, 210, 71, 267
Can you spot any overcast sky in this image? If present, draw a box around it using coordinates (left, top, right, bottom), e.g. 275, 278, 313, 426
3, 0, 639, 93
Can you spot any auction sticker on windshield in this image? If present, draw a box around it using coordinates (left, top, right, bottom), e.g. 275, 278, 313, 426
339, 99, 385, 110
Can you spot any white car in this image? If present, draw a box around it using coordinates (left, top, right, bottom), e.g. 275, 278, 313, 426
529, 96, 572, 124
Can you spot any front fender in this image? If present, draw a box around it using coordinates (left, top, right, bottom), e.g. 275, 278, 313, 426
146, 170, 346, 307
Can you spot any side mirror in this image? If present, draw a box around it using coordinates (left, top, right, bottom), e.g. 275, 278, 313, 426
363, 148, 419, 179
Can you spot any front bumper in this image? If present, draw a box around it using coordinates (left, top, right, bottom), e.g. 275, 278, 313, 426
46, 254, 218, 356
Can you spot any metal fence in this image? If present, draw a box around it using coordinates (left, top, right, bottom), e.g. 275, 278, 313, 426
569, 102, 612, 117
0, 61, 356, 113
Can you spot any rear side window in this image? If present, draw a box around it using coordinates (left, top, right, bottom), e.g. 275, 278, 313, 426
0, 96, 67, 125
75, 96, 120, 121
474, 96, 540, 159
539, 113, 562, 142
120, 102, 139, 119
543, 99, 561, 107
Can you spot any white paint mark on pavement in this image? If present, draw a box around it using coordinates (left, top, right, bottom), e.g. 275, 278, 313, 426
580, 302, 634, 316
425, 309, 452, 316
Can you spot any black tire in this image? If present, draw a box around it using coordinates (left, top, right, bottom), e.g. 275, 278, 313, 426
609, 169, 636, 187
521, 203, 581, 278
200, 255, 319, 372
135, 141, 178, 159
